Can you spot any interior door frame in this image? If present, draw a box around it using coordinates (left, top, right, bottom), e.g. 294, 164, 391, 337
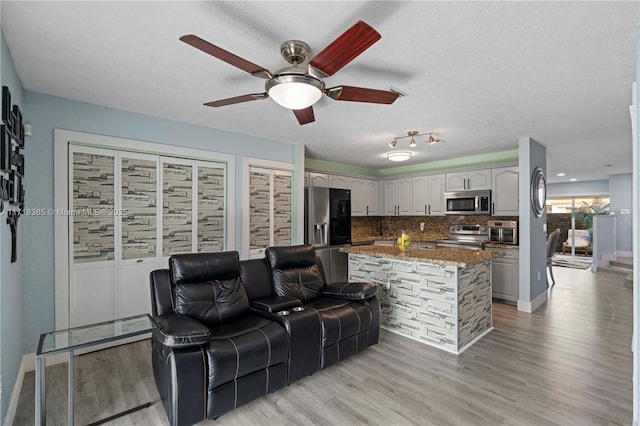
54, 129, 236, 331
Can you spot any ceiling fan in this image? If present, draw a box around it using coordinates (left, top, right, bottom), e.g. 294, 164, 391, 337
180, 20, 400, 125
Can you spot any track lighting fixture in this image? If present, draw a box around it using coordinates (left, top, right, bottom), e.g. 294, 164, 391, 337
385, 130, 446, 161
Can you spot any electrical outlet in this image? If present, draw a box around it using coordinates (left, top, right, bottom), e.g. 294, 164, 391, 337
537, 271, 541, 281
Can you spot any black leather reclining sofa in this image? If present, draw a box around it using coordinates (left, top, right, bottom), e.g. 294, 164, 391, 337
149, 244, 380, 426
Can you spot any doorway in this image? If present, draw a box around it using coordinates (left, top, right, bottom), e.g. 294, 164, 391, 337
546, 196, 610, 258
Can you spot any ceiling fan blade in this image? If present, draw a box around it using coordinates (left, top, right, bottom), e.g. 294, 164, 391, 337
293, 107, 315, 125
325, 86, 399, 104
204, 93, 268, 107
309, 21, 381, 77
180, 35, 272, 79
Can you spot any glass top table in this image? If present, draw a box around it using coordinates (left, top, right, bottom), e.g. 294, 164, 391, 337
37, 314, 155, 356
35, 314, 156, 425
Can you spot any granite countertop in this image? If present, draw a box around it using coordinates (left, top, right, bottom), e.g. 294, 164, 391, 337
484, 243, 519, 249
341, 244, 503, 268
351, 232, 446, 244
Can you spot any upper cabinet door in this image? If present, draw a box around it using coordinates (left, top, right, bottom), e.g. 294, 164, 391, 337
384, 180, 398, 215
492, 166, 519, 216
427, 174, 446, 215
445, 169, 491, 191
309, 172, 329, 187
349, 177, 366, 216
329, 174, 349, 189
365, 179, 378, 215
468, 169, 492, 190
445, 171, 467, 191
412, 175, 428, 215
396, 178, 413, 215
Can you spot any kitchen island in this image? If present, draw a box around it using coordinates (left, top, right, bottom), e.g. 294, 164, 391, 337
341, 245, 502, 354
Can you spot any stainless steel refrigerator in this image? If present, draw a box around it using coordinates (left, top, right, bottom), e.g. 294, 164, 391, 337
305, 187, 351, 283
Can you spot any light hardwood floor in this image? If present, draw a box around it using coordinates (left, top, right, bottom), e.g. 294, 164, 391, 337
14, 265, 633, 425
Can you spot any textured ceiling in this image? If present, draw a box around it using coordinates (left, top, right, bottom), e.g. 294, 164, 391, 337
2, 1, 637, 183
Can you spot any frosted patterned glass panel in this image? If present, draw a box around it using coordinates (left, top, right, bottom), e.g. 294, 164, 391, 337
273, 174, 292, 245
249, 171, 270, 251
163, 163, 193, 256
121, 158, 157, 259
198, 166, 225, 252
72, 153, 115, 263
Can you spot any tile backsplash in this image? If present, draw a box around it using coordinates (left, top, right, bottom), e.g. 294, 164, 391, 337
352, 215, 518, 241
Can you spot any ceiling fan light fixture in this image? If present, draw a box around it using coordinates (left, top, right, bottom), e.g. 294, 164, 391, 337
389, 138, 397, 148
386, 151, 412, 162
266, 74, 324, 110
409, 137, 416, 147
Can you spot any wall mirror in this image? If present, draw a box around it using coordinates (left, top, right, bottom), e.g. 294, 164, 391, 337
530, 167, 546, 218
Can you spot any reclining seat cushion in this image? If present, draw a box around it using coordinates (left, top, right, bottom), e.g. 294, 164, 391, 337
265, 245, 325, 303
304, 298, 373, 348
205, 313, 289, 391
170, 252, 249, 326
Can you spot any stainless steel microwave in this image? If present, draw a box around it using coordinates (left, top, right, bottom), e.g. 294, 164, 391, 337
444, 190, 491, 215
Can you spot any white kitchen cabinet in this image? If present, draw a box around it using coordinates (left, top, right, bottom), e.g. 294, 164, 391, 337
415, 242, 436, 250
411, 174, 445, 216
412, 175, 428, 215
428, 174, 445, 215
308, 172, 329, 187
445, 169, 491, 191
366, 179, 378, 215
374, 240, 395, 247
384, 178, 412, 215
487, 247, 519, 303
329, 174, 349, 189
349, 177, 378, 216
492, 166, 519, 216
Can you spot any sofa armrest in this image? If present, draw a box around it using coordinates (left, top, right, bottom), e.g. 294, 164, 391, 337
250, 296, 302, 313
152, 314, 210, 348
322, 282, 377, 300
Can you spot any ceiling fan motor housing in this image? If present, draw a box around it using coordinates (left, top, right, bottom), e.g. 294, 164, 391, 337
280, 40, 311, 64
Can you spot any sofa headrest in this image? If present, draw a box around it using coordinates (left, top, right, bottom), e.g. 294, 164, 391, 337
265, 244, 316, 270
170, 252, 240, 285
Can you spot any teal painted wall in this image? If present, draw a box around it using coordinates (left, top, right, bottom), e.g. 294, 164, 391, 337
0, 31, 25, 422
21, 91, 298, 355
518, 137, 548, 305
609, 173, 632, 253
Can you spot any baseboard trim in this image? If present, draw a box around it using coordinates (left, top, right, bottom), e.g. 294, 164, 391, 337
615, 250, 633, 258
517, 290, 548, 313
4, 353, 32, 426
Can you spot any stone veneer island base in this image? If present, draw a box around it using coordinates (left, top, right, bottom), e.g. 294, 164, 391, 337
342, 245, 501, 354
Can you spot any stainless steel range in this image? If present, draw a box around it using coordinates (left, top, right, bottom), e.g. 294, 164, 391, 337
436, 224, 489, 250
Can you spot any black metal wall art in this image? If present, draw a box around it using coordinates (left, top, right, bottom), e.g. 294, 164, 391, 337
1, 85, 26, 262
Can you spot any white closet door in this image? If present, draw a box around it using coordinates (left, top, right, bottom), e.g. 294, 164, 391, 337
249, 169, 271, 259
70, 148, 117, 327
273, 172, 292, 246
197, 163, 226, 253
248, 168, 292, 258
119, 153, 160, 319
162, 159, 194, 258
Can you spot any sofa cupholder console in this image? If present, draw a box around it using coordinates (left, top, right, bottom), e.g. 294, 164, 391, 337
149, 245, 379, 426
